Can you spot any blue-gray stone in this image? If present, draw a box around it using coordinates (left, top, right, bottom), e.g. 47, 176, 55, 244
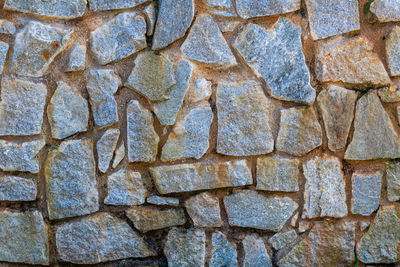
243, 235, 272, 267
0, 176, 37, 201
205, 0, 236, 17
352, 171, 382, 216
0, 42, 8, 74
210, 231, 238, 267
236, 0, 300, 19
65, 44, 86, 72
0, 20, 16, 35
97, 128, 119, 173
88, 0, 150, 11
370, 0, 400, 22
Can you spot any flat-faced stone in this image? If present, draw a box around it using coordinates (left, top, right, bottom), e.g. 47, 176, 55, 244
147, 195, 179, 206
143, 3, 156, 36
0, 176, 36, 201
0, 20, 16, 35
65, 44, 86, 72
217, 20, 240, 33
386, 162, 400, 202
370, 0, 400, 22
210, 231, 238, 267
351, 171, 382, 216
206, 0, 236, 17
236, 0, 300, 19
181, 14, 237, 68
0, 41, 8, 74
112, 142, 125, 168
378, 85, 400, 102
188, 77, 212, 103
233, 19, 315, 104
242, 235, 272, 267
97, 128, 119, 173
386, 26, 400, 77
268, 230, 298, 251
88, 0, 150, 11
216, 81, 274, 156
185, 192, 222, 227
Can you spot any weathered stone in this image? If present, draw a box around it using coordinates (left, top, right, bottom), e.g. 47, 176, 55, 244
256, 156, 299, 192
303, 155, 347, 219
143, 3, 156, 36
378, 85, 400, 102
88, 0, 150, 11
45, 139, 98, 220
47, 82, 88, 140
90, 12, 146, 65
352, 171, 382, 216
233, 19, 315, 104
0, 77, 47, 136
0, 19, 16, 35
276, 107, 322, 156
147, 195, 179, 206
217, 20, 240, 33
316, 36, 391, 85
317, 85, 357, 151
181, 14, 237, 68
236, 0, 300, 19
298, 220, 313, 233
345, 91, 400, 160
210, 231, 238, 267
164, 228, 206, 267
206, 0, 236, 17
188, 77, 212, 103
386, 26, 400, 77
65, 44, 86, 72
370, 0, 400, 22
386, 162, 400, 202
152, 0, 194, 49
242, 235, 272, 267
0, 210, 48, 265
150, 160, 252, 194
360, 221, 371, 231
0, 41, 8, 74
56, 212, 155, 264
224, 190, 298, 231
185, 192, 222, 227
112, 142, 125, 168
269, 230, 298, 251
127, 100, 159, 162
0, 176, 36, 201
97, 128, 119, 173
216, 81, 274, 156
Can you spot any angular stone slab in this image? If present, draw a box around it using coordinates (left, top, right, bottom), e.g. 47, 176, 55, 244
370, 0, 400, 23
242, 235, 272, 267
188, 77, 212, 103
0, 41, 8, 74
386, 162, 400, 202
0, 176, 36, 201
206, 0, 236, 17
143, 4, 156, 36
65, 44, 86, 72
147, 195, 179, 206
112, 142, 125, 168
88, 0, 150, 11
351, 171, 382, 216
378, 85, 400, 102
97, 128, 119, 173
210, 231, 238, 267
386, 26, 400, 77
185, 192, 222, 227
236, 0, 300, 19
0, 20, 16, 35
268, 230, 298, 251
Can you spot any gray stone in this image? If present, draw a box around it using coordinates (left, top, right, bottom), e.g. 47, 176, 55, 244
188, 77, 212, 103
90, 12, 146, 65
127, 100, 159, 162
0, 20, 16, 35
276, 107, 322, 156
233, 18, 315, 104
112, 142, 125, 168
206, 0, 236, 17
386, 26, 400, 77
147, 195, 179, 206
360, 221, 371, 231
152, 0, 194, 49
224, 190, 298, 231
217, 20, 240, 33
345, 91, 400, 160
0, 77, 47, 136
45, 139, 98, 220
0, 41, 8, 74
352, 171, 382, 216
150, 160, 252, 194
181, 14, 237, 68
236, 0, 300, 19
210, 231, 238, 267
97, 128, 119, 173
65, 44, 86, 72
88, 0, 150, 11
243, 235, 272, 267
386, 162, 400, 202
216, 81, 274, 156
0, 176, 36, 201
0, 210, 49, 265
47, 82, 89, 140
370, 0, 400, 22
378, 85, 400, 102
143, 3, 156, 36
269, 230, 298, 251
185, 192, 222, 227
56, 212, 156, 264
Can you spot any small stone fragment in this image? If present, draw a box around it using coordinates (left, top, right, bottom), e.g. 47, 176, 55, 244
206, 0, 236, 17
147, 195, 179, 206
243, 235, 273, 267
378, 85, 400, 102
0, 176, 36, 201
0, 42, 8, 74
210, 231, 238, 267
143, 4, 156, 36
236, 0, 300, 19
370, 0, 400, 22
268, 230, 298, 251
88, 0, 150, 11
188, 77, 212, 103
360, 220, 371, 231
97, 128, 120, 173
352, 171, 382, 216
0, 19, 16, 35
298, 221, 312, 233
112, 142, 125, 168
290, 212, 298, 227
386, 26, 400, 77
65, 44, 86, 72
386, 162, 400, 202
217, 20, 240, 33
185, 192, 222, 227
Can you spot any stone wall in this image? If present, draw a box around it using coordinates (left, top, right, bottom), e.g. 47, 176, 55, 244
0, 0, 400, 266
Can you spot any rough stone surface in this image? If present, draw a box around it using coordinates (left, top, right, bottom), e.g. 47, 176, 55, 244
386, 26, 400, 77
185, 192, 222, 227
378, 85, 400, 102
268, 230, 298, 251
188, 77, 212, 103
143, 4, 156, 36
370, 0, 400, 22
0, 176, 36, 201
352, 171, 382, 216
97, 128, 119, 173
386, 162, 400, 202
242, 235, 273, 267
88, 0, 150, 11
112, 142, 125, 168
236, 0, 300, 19
65, 44, 86, 72
206, 0, 236, 17
0, 41, 8, 74
0, 19, 16, 35
147, 195, 179, 206
210, 231, 238, 267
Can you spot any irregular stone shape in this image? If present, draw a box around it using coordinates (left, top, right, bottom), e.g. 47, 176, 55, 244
316, 36, 391, 85
317, 85, 357, 151
161, 102, 213, 161
224, 190, 298, 231
216, 81, 274, 156
217, 20, 240, 33
0, 77, 47, 136
126, 206, 186, 232
302, 155, 347, 219
85, 69, 121, 127
97, 128, 119, 173
143, 4, 156, 36
112, 142, 125, 168
127, 100, 159, 162
188, 77, 212, 103
0, 19, 16, 35
56, 213, 155, 264
370, 0, 400, 22
104, 168, 148, 206
243, 235, 272, 267
352, 171, 382, 216
236, 0, 300, 18
378, 85, 400, 102
357, 205, 400, 263
0, 210, 48, 265
150, 160, 252, 194
256, 156, 299, 192
386, 26, 400, 77
88, 0, 150, 11
65, 44, 86, 72
268, 230, 298, 251
185, 192, 222, 227
47, 82, 88, 140
386, 162, 400, 202
154, 60, 193, 125
152, 0, 194, 49
0, 139, 45, 173
45, 139, 98, 220
90, 12, 146, 65
0, 176, 36, 201
206, 0, 236, 17
11, 21, 72, 77
181, 14, 237, 68
147, 195, 179, 206
345, 91, 400, 160
164, 228, 206, 267
276, 107, 322, 156
210, 231, 238, 267
0, 42, 8, 74
233, 19, 315, 104
126, 51, 176, 101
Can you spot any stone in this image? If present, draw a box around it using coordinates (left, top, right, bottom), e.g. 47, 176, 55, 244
298, 221, 312, 233
316, 36, 391, 85
45, 139, 98, 220
345, 91, 400, 160
206, 0, 236, 17
97, 128, 120, 173
224, 190, 298, 231
210, 231, 238, 267
88, 0, 150, 11
126, 206, 186, 232
0, 42, 8, 74
256, 156, 299, 192
164, 228, 206, 267
85, 69, 121, 127
127, 100, 159, 162
104, 168, 148, 206
181, 14, 237, 68
185, 192, 222, 227
126, 51, 176, 102
65, 44, 86, 72
233, 19, 315, 104
378, 85, 400, 102
0, 210, 48, 265
386, 162, 400, 202
112, 142, 125, 168
352, 171, 382, 216
216, 81, 274, 156
236, 0, 300, 19
217, 20, 240, 33
370, 0, 400, 22
47, 82, 89, 140
90, 12, 146, 65
150, 160, 252, 194
302, 155, 347, 219
0, 19, 16, 35
0, 77, 47, 136
188, 77, 212, 103
152, 0, 194, 49
0, 176, 36, 201
242, 235, 272, 267
147, 195, 179, 206
317, 85, 357, 151
11, 21, 72, 77
276, 107, 322, 156
143, 4, 156, 36
360, 221, 371, 231
268, 230, 298, 251
56, 212, 155, 264
386, 26, 400, 77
